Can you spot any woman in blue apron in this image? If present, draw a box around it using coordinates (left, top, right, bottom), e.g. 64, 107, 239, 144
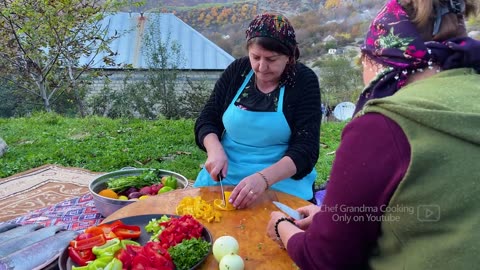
194, 13, 321, 209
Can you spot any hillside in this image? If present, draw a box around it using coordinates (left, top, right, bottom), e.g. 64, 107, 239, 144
123, 0, 480, 61
124, 0, 382, 61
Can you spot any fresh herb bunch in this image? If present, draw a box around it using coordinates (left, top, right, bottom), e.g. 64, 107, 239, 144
106, 169, 162, 192
168, 238, 211, 270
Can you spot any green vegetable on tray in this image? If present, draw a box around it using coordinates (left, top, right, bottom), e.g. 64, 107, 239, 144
145, 215, 171, 241
168, 238, 212, 270
106, 170, 163, 192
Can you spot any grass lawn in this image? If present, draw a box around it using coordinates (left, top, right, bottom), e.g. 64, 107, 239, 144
0, 112, 346, 186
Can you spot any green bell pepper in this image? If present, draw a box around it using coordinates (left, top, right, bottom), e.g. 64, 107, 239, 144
92, 238, 122, 256
104, 258, 122, 270
73, 239, 127, 270
162, 175, 177, 189
120, 239, 140, 249
71, 256, 113, 270
87, 256, 114, 269
158, 186, 174, 194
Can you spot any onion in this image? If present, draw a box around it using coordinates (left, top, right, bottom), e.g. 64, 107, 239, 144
219, 253, 244, 270
212, 235, 239, 262
127, 191, 143, 199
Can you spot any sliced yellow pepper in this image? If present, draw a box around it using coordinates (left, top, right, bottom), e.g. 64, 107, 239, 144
175, 196, 223, 223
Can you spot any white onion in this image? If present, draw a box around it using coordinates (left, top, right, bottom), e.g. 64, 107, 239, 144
212, 235, 239, 262
219, 253, 244, 270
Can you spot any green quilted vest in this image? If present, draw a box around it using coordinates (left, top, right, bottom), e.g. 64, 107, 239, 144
361, 68, 480, 269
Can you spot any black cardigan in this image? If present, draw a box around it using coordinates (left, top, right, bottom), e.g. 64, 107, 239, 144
195, 57, 321, 179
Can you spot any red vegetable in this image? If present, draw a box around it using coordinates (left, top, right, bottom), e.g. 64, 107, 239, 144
84, 226, 104, 237
70, 234, 106, 250
76, 232, 95, 241
150, 183, 164, 194
131, 253, 152, 269
117, 243, 174, 270
143, 242, 173, 266
112, 224, 142, 239
116, 249, 133, 269
68, 246, 95, 266
139, 186, 152, 195
94, 220, 124, 239
157, 215, 203, 249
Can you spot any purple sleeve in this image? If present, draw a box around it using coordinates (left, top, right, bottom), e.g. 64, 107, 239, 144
286, 113, 411, 269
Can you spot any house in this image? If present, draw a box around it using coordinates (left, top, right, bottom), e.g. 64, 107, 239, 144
79, 12, 235, 93
322, 35, 337, 44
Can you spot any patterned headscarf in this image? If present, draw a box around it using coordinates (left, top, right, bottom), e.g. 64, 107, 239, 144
246, 13, 300, 87
355, 0, 480, 115
246, 13, 299, 59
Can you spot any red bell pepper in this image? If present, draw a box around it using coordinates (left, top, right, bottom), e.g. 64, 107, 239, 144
68, 246, 95, 266
70, 234, 106, 250
84, 226, 105, 236
88, 220, 142, 240
99, 220, 124, 232
86, 221, 123, 240
112, 224, 141, 239
76, 232, 95, 241
116, 249, 133, 269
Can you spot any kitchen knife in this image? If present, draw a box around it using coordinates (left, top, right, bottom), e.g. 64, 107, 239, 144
218, 173, 226, 206
272, 201, 304, 220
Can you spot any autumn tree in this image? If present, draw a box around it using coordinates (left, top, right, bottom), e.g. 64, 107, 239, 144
0, 0, 127, 115
325, 0, 341, 9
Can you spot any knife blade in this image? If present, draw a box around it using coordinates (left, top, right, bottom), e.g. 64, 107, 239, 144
218, 173, 226, 206
272, 201, 304, 220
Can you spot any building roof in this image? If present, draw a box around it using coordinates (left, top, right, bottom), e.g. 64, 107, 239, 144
79, 12, 235, 70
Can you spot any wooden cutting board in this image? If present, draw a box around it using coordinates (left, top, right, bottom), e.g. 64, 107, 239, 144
104, 186, 312, 270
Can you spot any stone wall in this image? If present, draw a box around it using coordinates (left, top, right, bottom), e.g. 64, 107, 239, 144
87, 69, 223, 95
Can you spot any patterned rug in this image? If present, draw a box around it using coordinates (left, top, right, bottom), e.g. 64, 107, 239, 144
0, 165, 196, 231
0, 164, 104, 227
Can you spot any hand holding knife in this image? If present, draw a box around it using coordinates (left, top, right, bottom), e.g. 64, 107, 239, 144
273, 201, 304, 220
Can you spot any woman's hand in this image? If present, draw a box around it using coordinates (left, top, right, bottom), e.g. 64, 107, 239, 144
266, 211, 288, 248
204, 148, 228, 181
228, 173, 267, 209
294, 204, 320, 230
203, 133, 228, 181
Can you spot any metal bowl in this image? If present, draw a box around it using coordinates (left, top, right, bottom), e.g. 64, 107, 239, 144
89, 168, 189, 217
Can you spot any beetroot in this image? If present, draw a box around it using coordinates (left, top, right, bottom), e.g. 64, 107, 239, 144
139, 186, 152, 195
150, 183, 164, 195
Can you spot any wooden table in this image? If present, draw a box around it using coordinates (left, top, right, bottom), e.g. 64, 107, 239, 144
104, 186, 312, 270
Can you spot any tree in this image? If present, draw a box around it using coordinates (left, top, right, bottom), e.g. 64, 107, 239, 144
141, 14, 186, 119
325, 0, 341, 9
59, 2, 131, 117
0, 0, 126, 115
313, 54, 362, 113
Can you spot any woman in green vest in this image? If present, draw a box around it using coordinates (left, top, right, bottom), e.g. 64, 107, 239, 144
266, 0, 480, 269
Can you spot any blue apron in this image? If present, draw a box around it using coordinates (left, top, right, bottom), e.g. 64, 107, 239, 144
194, 70, 316, 200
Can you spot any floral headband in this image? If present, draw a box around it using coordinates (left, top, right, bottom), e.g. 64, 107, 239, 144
246, 13, 298, 58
